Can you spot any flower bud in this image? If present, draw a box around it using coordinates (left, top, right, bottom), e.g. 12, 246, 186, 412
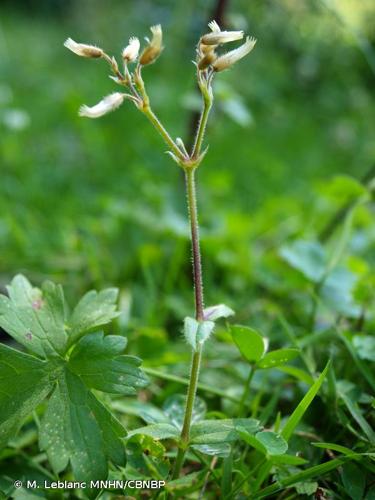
64, 38, 103, 58
122, 37, 140, 62
200, 43, 216, 55
198, 51, 217, 70
212, 36, 256, 72
79, 93, 125, 118
139, 24, 163, 66
201, 20, 243, 46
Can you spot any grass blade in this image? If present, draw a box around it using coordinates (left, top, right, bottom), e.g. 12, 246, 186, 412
281, 361, 330, 441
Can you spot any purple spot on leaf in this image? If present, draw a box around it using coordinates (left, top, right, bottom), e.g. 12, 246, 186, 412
25, 332, 32, 340
32, 299, 43, 310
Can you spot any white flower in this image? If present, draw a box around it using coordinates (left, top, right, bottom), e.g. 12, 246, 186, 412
122, 37, 140, 62
79, 93, 125, 118
64, 38, 103, 58
201, 20, 243, 45
213, 36, 257, 71
139, 24, 163, 65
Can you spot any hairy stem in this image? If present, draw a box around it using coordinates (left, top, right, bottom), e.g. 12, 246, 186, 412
172, 167, 205, 479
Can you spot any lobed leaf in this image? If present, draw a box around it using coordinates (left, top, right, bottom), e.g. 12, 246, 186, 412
0, 275, 67, 357
69, 331, 148, 395
39, 367, 126, 482
0, 344, 54, 446
68, 288, 119, 345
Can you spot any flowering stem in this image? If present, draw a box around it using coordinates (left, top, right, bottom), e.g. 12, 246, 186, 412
192, 83, 213, 159
134, 66, 185, 161
172, 167, 205, 480
143, 106, 184, 160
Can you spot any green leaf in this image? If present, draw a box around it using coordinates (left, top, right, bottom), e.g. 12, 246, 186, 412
39, 367, 126, 482
203, 304, 235, 321
111, 400, 169, 424
0, 275, 67, 357
341, 462, 366, 500
270, 454, 308, 466
279, 240, 326, 282
237, 429, 267, 455
230, 325, 266, 363
255, 431, 288, 455
191, 442, 231, 457
68, 288, 119, 345
166, 472, 203, 492
190, 418, 260, 445
69, 332, 148, 395
257, 348, 299, 369
321, 268, 361, 318
281, 361, 330, 441
352, 335, 375, 362
337, 380, 375, 444
254, 455, 361, 499
321, 175, 367, 204
127, 423, 180, 441
277, 365, 314, 385
312, 442, 361, 459
238, 429, 288, 456
162, 394, 206, 430
295, 482, 318, 495
0, 344, 53, 446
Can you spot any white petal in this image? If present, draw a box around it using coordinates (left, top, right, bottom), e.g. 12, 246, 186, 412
201, 30, 244, 45
122, 37, 140, 62
79, 93, 125, 118
64, 37, 103, 58
213, 36, 256, 71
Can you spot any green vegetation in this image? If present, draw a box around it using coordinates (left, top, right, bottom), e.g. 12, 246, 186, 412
0, 1, 374, 498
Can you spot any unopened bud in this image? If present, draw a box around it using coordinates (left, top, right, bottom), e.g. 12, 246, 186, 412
198, 51, 217, 70
139, 24, 163, 66
64, 38, 103, 58
200, 43, 216, 55
212, 36, 256, 72
122, 37, 140, 62
201, 20, 243, 46
79, 92, 125, 118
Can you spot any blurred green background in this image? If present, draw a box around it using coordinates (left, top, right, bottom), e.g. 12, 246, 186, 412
1, 0, 374, 337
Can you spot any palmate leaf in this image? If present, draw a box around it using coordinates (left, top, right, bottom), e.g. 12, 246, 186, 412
0, 275, 67, 357
68, 288, 120, 345
69, 332, 149, 395
0, 344, 54, 447
0, 275, 147, 483
39, 367, 126, 482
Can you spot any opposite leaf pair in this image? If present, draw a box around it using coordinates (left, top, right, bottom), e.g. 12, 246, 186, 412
0, 275, 148, 482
